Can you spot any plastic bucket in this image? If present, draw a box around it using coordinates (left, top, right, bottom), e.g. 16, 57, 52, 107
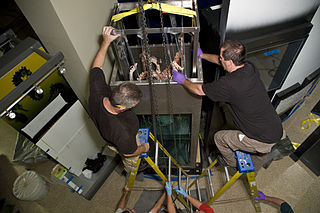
13, 170, 49, 201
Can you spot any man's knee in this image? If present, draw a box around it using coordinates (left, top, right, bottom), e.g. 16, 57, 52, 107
214, 130, 226, 145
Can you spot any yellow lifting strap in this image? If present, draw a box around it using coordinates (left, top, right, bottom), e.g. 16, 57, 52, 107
300, 113, 320, 130
149, 132, 189, 177
111, 2, 197, 23
291, 142, 301, 150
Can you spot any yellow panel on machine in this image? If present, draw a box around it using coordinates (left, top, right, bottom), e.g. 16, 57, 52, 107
0, 36, 76, 141
0, 45, 46, 100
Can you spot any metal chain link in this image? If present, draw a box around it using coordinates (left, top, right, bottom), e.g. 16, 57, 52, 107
158, 0, 179, 162
138, 0, 163, 157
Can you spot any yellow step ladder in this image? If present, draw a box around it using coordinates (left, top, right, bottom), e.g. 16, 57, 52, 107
127, 129, 261, 212
126, 128, 191, 210
189, 151, 262, 212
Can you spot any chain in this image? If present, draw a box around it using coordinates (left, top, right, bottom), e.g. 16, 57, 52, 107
138, 0, 163, 158
157, 1, 178, 163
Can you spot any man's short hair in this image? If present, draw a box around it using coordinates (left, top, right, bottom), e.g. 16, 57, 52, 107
221, 40, 246, 66
110, 82, 143, 108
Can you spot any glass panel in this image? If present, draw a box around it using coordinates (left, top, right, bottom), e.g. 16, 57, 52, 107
246, 38, 305, 93
138, 114, 191, 166
247, 44, 288, 90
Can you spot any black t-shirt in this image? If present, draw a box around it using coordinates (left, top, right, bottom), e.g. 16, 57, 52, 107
202, 62, 283, 143
88, 67, 138, 154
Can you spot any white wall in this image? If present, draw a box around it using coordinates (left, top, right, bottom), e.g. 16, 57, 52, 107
227, 0, 319, 32
278, 6, 320, 91
227, 0, 320, 92
15, 0, 117, 106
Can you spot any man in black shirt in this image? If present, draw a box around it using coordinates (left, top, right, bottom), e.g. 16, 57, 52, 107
89, 26, 149, 174
172, 40, 284, 171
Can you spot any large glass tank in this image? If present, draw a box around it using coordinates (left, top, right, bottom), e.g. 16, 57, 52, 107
138, 114, 191, 166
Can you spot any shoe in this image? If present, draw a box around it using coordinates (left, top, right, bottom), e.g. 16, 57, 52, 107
217, 155, 237, 170
217, 155, 229, 167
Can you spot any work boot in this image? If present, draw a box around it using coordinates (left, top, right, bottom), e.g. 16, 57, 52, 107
217, 155, 237, 170
217, 155, 229, 167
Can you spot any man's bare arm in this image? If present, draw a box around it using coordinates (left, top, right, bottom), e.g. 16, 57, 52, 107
182, 79, 206, 96
117, 186, 130, 209
123, 143, 149, 157
186, 195, 203, 209
167, 195, 176, 213
200, 53, 221, 65
91, 26, 119, 69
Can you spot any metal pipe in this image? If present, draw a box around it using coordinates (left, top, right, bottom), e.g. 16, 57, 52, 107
196, 179, 202, 202
186, 177, 193, 213
155, 142, 159, 167
178, 168, 182, 188
168, 156, 171, 182
207, 168, 214, 197
110, 27, 197, 35
224, 167, 230, 182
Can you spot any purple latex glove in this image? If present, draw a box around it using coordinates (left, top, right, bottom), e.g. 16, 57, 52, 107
255, 190, 266, 200
172, 70, 186, 85
197, 47, 203, 59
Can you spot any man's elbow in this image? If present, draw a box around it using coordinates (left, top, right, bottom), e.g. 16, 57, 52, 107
190, 85, 206, 96
197, 89, 206, 96
122, 148, 139, 157
122, 152, 136, 157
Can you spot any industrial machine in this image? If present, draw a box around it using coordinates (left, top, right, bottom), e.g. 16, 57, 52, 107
0, 32, 119, 199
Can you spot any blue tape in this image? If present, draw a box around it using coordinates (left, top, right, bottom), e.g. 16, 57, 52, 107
139, 153, 148, 158
66, 176, 74, 184
282, 80, 319, 123
264, 49, 280, 56
76, 185, 83, 193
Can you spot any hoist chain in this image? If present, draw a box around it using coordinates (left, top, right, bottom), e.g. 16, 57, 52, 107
138, 0, 163, 152
157, 1, 179, 162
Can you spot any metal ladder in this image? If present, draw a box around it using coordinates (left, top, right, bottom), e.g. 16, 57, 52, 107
190, 151, 262, 212
126, 128, 191, 210
127, 128, 261, 212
